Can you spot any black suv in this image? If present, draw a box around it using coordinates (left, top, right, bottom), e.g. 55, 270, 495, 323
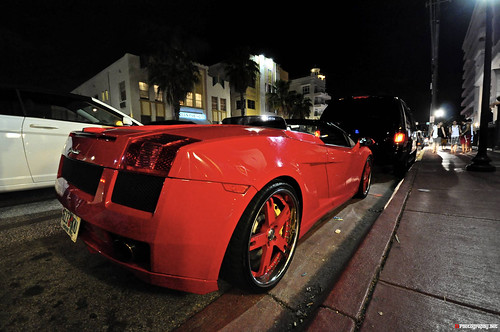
321, 96, 417, 173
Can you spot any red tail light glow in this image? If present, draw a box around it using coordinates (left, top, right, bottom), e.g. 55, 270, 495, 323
122, 134, 199, 177
394, 132, 406, 144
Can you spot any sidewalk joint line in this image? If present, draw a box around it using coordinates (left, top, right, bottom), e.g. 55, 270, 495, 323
317, 304, 357, 322
404, 208, 500, 222
378, 280, 500, 317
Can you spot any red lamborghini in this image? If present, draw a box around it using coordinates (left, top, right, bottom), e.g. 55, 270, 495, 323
56, 116, 373, 294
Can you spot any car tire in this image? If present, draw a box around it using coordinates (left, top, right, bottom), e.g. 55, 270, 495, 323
356, 156, 373, 198
221, 180, 301, 292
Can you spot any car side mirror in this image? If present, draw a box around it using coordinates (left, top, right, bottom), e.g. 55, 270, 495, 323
359, 137, 375, 147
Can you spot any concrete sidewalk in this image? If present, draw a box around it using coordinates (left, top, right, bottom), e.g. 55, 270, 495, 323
308, 148, 500, 331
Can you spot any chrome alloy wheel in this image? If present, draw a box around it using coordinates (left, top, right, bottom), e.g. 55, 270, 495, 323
246, 188, 299, 287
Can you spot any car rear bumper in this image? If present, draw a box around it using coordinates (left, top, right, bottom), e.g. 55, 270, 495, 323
56, 162, 257, 294
80, 224, 218, 294
371, 141, 414, 166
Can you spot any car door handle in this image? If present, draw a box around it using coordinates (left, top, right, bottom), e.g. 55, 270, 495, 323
30, 124, 59, 129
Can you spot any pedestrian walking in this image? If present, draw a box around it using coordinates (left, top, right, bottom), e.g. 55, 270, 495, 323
464, 119, 472, 153
449, 120, 460, 153
460, 120, 467, 153
430, 123, 440, 153
439, 122, 448, 151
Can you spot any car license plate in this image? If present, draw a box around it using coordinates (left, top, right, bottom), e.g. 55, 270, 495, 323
61, 207, 81, 242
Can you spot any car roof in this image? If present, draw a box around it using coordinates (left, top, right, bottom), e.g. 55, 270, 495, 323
0, 84, 94, 102
1, 84, 143, 126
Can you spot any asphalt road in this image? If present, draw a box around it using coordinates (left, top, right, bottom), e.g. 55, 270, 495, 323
0, 167, 399, 331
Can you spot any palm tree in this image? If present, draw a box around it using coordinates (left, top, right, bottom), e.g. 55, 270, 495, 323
148, 41, 200, 120
223, 48, 259, 116
289, 95, 312, 119
267, 79, 312, 119
267, 80, 294, 117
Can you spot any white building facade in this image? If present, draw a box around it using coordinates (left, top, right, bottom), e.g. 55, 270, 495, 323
207, 64, 232, 122
462, 1, 500, 127
289, 68, 331, 119
72, 53, 231, 124
252, 54, 289, 116
210, 54, 288, 117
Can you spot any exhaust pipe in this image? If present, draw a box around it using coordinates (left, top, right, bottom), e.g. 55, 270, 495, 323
113, 239, 137, 262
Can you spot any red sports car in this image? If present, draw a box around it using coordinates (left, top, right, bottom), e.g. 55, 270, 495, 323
56, 116, 373, 294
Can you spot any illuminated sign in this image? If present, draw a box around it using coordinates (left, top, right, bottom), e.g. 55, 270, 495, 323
179, 107, 207, 121
180, 112, 206, 120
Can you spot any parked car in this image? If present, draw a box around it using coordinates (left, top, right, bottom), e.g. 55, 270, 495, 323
56, 116, 373, 294
0, 86, 141, 193
321, 96, 417, 173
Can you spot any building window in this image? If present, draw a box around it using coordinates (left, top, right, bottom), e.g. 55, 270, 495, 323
139, 82, 149, 99
220, 98, 227, 111
140, 100, 151, 123
248, 99, 255, 109
211, 96, 218, 110
101, 90, 109, 101
212, 76, 225, 88
156, 103, 165, 121
184, 92, 202, 108
236, 99, 255, 110
195, 93, 202, 108
119, 81, 126, 101
186, 92, 193, 107
154, 85, 163, 102
302, 85, 310, 95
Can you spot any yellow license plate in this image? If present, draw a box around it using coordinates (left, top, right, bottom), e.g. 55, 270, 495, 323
61, 207, 81, 242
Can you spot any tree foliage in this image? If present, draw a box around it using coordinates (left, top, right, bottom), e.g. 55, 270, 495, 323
267, 79, 311, 119
223, 48, 259, 116
148, 41, 200, 120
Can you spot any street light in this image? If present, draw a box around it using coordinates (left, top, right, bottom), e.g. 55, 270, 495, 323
434, 108, 445, 118
466, 1, 496, 172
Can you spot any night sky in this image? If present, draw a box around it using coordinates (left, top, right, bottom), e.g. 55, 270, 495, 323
0, 0, 476, 123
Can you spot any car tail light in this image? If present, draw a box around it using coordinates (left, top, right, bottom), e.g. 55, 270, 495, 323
122, 134, 199, 177
394, 132, 406, 144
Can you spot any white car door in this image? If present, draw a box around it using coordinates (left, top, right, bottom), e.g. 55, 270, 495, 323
0, 115, 31, 187
0, 88, 35, 192
21, 117, 96, 183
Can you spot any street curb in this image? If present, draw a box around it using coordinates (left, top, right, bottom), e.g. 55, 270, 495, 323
306, 160, 420, 331
176, 162, 420, 332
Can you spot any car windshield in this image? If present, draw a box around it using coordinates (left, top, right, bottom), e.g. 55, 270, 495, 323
20, 91, 129, 126
321, 97, 402, 138
222, 116, 287, 129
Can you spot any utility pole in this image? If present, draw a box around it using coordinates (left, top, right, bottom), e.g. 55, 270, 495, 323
427, 0, 451, 131
428, 0, 441, 128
